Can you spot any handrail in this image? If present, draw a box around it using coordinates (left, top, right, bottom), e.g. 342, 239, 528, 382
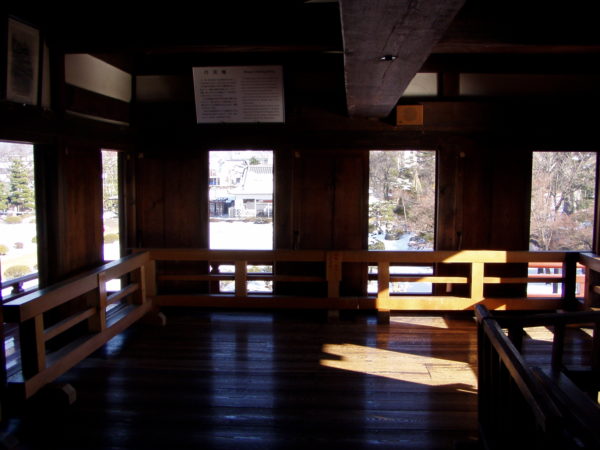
475, 305, 563, 441
142, 248, 592, 312
1, 272, 39, 303
2, 251, 154, 399
476, 304, 600, 449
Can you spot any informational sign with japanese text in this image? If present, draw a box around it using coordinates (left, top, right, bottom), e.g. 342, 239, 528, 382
192, 66, 284, 123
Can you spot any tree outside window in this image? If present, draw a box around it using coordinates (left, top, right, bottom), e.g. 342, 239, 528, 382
530, 152, 596, 251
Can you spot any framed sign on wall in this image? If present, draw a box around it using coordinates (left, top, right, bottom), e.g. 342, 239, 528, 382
192, 65, 285, 124
5, 17, 40, 105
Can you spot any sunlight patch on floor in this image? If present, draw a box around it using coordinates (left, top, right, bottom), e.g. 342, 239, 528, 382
390, 315, 450, 329
320, 343, 477, 387
523, 326, 555, 343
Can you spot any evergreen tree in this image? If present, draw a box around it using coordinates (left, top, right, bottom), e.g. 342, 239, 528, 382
8, 158, 35, 212
0, 181, 8, 211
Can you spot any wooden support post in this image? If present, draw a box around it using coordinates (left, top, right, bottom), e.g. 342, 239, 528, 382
235, 261, 248, 297
19, 315, 46, 379
507, 326, 524, 352
562, 252, 578, 308
470, 262, 484, 303
87, 273, 107, 332
144, 260, 157, 298
326, 251, 342, 298
551, 322, 566, 370
209, 262, 221, 294
592, 322, 600, 374
131, 266, 146, 305
377, 262, 391, 324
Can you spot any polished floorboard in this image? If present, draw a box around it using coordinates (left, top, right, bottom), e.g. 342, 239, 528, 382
7, 309, 481, 449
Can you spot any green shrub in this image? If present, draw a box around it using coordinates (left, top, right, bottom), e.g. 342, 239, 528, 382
0, 244, 8, 255
368, 240, 385, 250
4, 216, 23, 224
3, 265, 31, 280
104, 233, 119, 244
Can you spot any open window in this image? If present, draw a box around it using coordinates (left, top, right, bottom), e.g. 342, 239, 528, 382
529, 151, 597, 297
368, 150, 436, 294
209, 150, 273, 293
102, 149, 121, 261
0, 141, 39, 300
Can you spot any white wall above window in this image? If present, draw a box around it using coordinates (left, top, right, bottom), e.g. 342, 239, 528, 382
65, 54, 131, 102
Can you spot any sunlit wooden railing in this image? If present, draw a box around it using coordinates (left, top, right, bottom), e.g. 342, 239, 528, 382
4, 249, 600, 400
527, 262, 586, 298
1, 252, 153, 399
476, 304, 600, 449
143, 249, 597, 312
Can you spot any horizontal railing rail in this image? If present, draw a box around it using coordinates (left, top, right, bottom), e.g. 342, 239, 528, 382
136, 249, 600, 313
2, 252, 153, 399
1, 272, 39, 303
526, 262, 585, 299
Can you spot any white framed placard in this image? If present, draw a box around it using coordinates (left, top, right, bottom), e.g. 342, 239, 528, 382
192, 65, 284, 124
6, 18, 40, 105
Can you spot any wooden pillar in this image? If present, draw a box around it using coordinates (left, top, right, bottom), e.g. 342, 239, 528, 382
19, 316, 46, 379
235, 261, 248, 297
377, 261, 390, 324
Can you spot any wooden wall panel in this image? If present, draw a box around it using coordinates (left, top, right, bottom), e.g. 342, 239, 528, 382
135, 156, 166, 247
134, 152, 208, 294
436, 139, 531, 297
41, 145, 104, 282
293, 152, 335, 250
278, 150, 367, 296
135, 154, 207, 248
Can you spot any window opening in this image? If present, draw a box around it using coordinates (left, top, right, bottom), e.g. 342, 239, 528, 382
101, 149, 121, 295
529, 151, 596, 298
368, 150, 436, 294
209, 150, 273, 293
0, 141, 38, 300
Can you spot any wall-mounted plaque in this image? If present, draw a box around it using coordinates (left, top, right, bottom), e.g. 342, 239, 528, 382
192, 66, 284, 124
6, 18, 40, 105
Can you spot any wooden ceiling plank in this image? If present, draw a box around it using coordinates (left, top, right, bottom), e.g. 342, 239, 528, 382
340, 0, 465, 117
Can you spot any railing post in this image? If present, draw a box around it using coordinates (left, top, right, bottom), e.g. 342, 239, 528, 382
209, 262, 221, 294
87, 273, 107, 332
562, 252, 578, 308
377, 261, 391, 324
19, 315, 46, 379
235, 261, 248, 297
144, 259, 157, 298
470, 262, 484, 302
131, 266, 146, 305
326, 251, 342, 298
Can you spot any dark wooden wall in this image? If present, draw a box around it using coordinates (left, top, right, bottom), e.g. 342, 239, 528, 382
1, 54, 599, 300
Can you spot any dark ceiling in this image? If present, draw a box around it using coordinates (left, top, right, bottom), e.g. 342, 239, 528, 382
10, 0, 600, 118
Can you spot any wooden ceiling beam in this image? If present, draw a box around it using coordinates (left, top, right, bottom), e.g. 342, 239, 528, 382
339, 0, 465, 118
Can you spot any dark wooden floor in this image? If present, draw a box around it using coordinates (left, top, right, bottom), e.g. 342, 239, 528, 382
5, 309, 481, 449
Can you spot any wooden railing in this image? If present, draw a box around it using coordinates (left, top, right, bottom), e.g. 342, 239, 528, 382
1, 252, 153, 399
1, 272, 39, 303
527, 262, 586, 298
476, 304, 600, 449
3, 249, 600, 402
145, 249, 591, 312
